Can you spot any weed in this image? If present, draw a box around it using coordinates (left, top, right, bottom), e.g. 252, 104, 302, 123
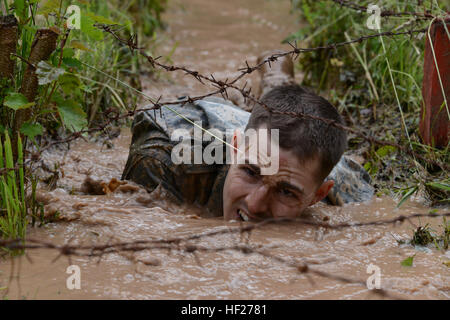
0, 131, 26, 254
288, 0, 449, 205
0, 0, 166, 251
409, 217, 450, 250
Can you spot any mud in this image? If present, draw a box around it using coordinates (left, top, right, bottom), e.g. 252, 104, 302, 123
0, 0, 449, 300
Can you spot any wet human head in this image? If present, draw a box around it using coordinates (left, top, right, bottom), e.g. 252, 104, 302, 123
223, 84, 347, 221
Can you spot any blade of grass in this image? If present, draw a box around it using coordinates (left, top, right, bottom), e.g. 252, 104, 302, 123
3, 132, 18, 201
17, 135, 25, 209
378, 33, 418, 169
344, 32, 379, 101
397, 185, 419, 208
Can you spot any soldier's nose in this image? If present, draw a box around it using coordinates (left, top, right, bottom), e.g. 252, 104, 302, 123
245, 184, 270, 217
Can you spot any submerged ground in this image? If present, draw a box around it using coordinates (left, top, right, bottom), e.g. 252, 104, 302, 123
0, 0, 448, 299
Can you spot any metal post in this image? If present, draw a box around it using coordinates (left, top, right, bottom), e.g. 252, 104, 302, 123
419, 16, 449, 148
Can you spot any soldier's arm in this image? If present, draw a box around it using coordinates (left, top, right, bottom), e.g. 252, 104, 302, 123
122, 103, 219, 206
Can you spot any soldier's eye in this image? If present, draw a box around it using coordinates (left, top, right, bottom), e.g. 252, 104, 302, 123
240, 165, 258, 178
278, 188, 296, 198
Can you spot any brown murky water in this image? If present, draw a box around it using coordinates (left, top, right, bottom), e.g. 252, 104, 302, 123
1, 0, 449, 300
141, 0, 304, 104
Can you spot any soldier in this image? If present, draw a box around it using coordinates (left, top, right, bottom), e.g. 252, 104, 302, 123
122, 54, 373, 220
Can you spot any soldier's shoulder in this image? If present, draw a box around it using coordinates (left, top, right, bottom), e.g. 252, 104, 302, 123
327, 155, 374, 205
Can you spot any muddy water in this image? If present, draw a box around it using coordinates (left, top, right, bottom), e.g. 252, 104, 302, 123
142, 0, 304, 105
1, 0, 449, 300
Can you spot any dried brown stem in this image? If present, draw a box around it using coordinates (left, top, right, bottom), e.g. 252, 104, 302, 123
0, 15, 18, 80
12, 28, 59, 159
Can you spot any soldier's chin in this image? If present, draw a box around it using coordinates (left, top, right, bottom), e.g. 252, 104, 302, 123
223, 209, 234, 221
223, 206, 239, 221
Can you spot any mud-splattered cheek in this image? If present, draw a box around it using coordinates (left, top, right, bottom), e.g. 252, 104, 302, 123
223, 167, 250, 219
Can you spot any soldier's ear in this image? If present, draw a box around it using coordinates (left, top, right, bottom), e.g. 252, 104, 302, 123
310, 180, 334, 206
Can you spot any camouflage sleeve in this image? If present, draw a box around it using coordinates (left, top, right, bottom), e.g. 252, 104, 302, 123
325, 156, 374, 205
121, 103, 221, 207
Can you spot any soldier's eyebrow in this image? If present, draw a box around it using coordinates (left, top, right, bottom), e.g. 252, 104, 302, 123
276, 180, 304, 195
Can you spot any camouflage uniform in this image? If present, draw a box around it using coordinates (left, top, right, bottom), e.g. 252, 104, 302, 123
122, 96, 374, 217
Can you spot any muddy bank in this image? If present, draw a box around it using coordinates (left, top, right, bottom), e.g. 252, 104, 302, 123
0, 0, 449, 300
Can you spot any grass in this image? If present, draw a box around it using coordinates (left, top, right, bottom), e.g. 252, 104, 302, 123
410, 217, 449, 250
0, 0, 167, 253
411, 224, 436, 246
1, 0, 167, 136
288, 0, 449, 206
0, 131, 26, 254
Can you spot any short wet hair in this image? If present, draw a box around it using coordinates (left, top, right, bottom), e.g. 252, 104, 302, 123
245, 84, 347, 182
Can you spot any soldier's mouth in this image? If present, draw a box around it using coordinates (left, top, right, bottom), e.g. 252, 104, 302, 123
237, 208, 250, 221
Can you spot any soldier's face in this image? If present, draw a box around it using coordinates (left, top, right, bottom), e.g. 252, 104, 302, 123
222, 130, 334, 221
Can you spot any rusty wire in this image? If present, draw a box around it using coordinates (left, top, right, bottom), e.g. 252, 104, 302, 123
0, 18, 446, 169
1, 211, 448, 249
3, 211, 449, 299
78, 23, 448, 170
1, 3, 448, 300
15, 23, 447, 171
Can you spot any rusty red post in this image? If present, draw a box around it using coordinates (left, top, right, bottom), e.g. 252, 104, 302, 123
420, 16, 450, 148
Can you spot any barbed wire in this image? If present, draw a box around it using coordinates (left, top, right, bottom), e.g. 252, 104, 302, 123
95, 23, 430, 88
1, 13, 446, 171
4, 210, 447, 249
88, 23, 447, 171
1, 1, 449, 300
5, 23, 442, 171
4, 211, 448, 299
1, 239, 400, 299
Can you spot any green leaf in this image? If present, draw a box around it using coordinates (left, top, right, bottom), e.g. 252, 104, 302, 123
62, 58, 82, 71
401, 254, 415, 267
58, 73, 81, 94
4, 93, 35, 110
85, 12, 117, 25
80, 85, 93, 94
80, 15, 104, 41
426, 182, 450, 192
397, 185, 418, 208
38, 109, 55, 115
57, 99, 87, 132
50, 48, 75, 67
63, 48, 75, 59
14, 0, 27, 21
376, 145, 397, 158
36, 61, 66, 85
20, 122, 43, 140
37, 0, 61, 18
23, 24, 39, 34
363, 161, 378, 175
69, 40, 92, 52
